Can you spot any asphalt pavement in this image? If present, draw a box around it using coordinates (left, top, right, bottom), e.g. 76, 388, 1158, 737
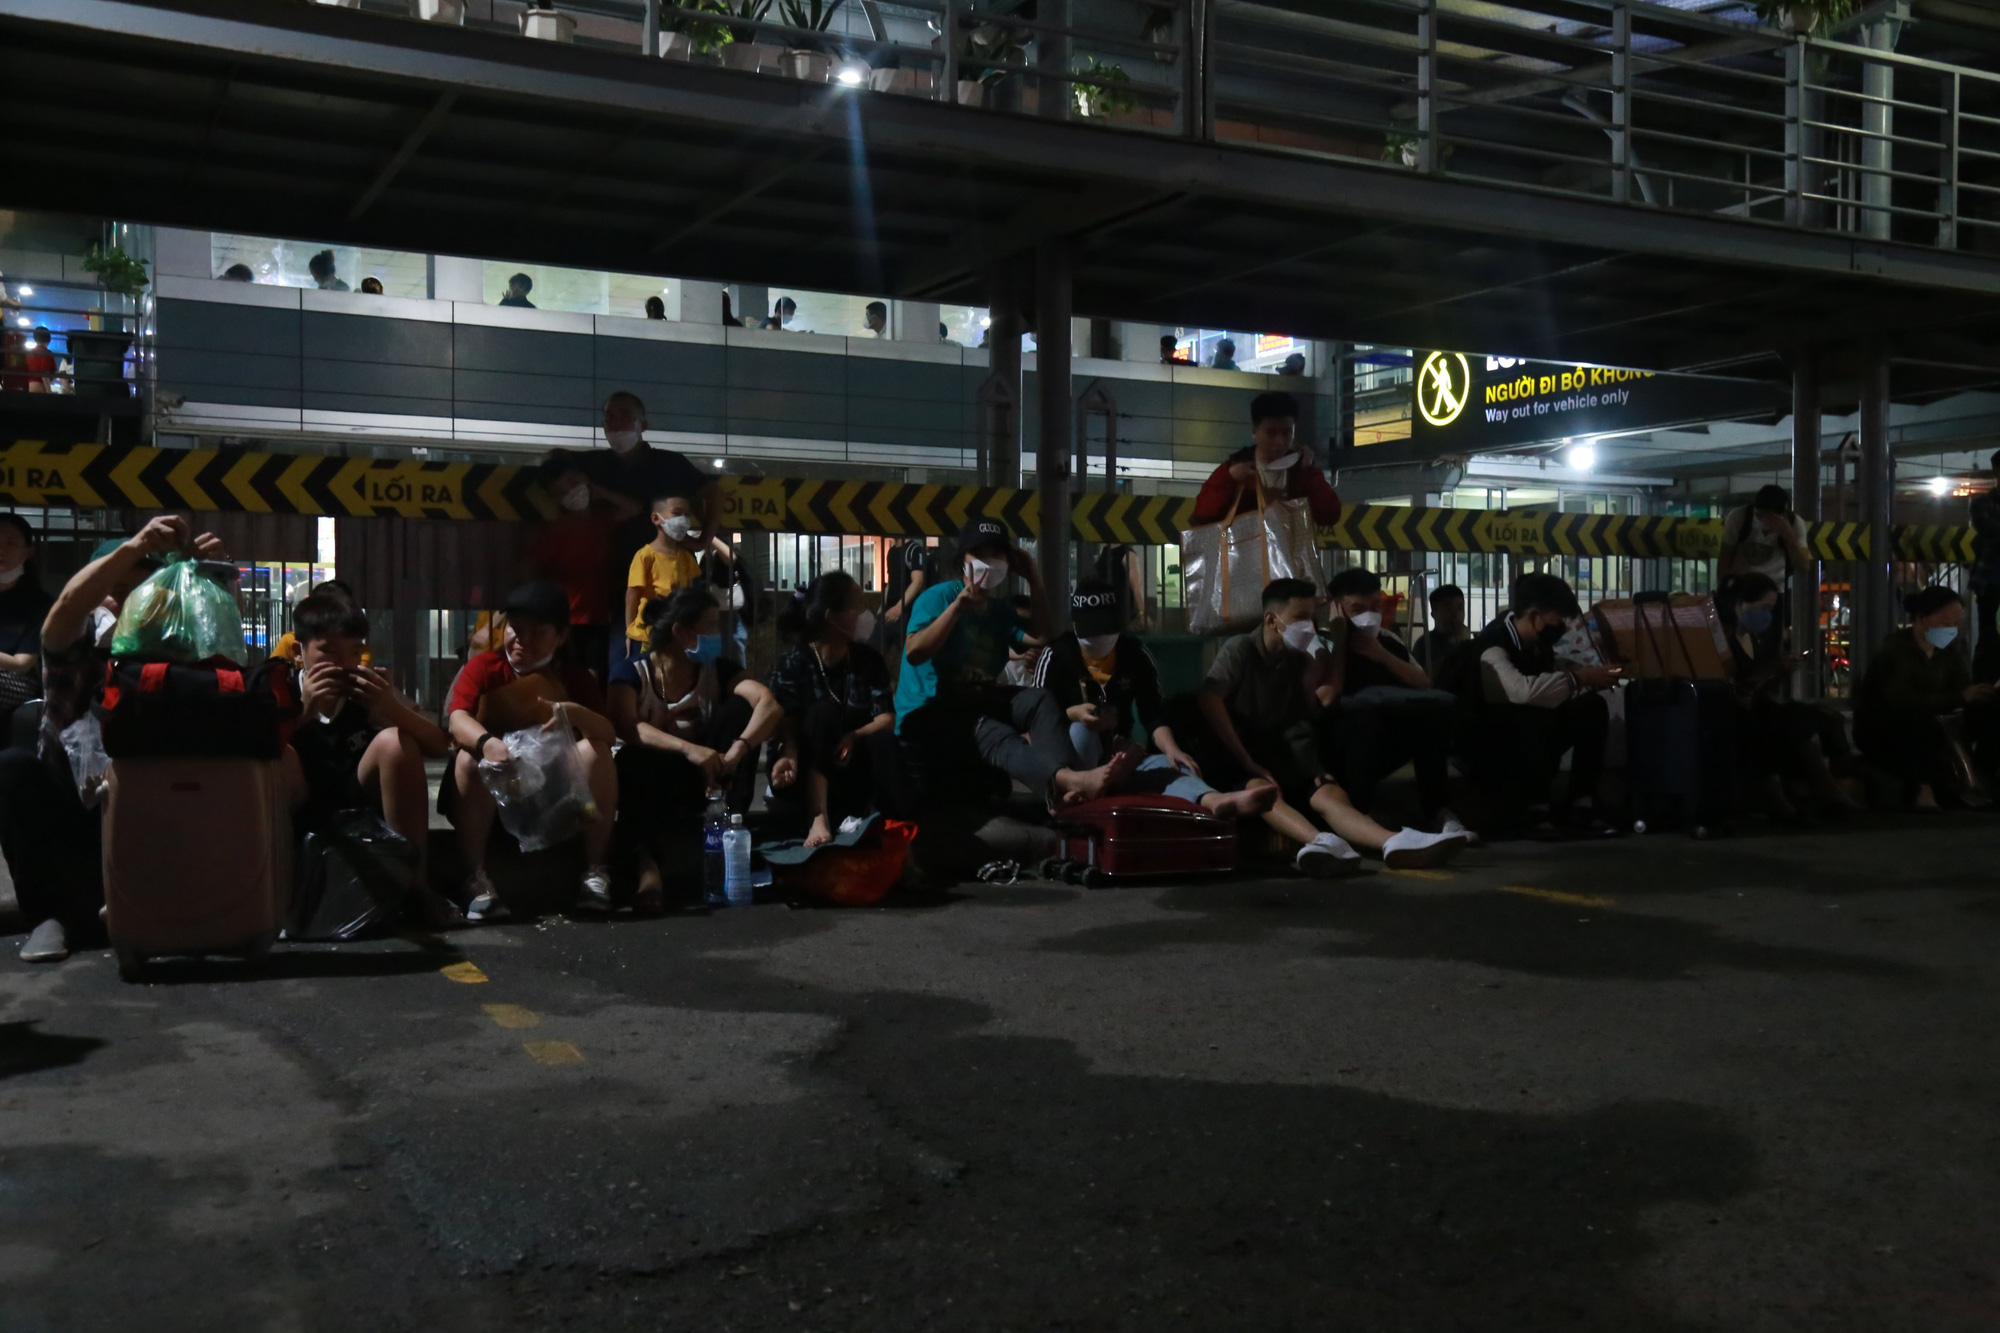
1, 815, 1997, 1331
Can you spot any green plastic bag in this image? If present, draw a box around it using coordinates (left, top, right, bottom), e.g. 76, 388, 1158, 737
110, 554, 248, 664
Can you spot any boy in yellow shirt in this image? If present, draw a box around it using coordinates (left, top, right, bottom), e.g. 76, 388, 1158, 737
622, 494, 703, 665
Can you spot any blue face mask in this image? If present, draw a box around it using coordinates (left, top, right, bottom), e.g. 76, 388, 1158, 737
1737, 606, 1773, 635
1925, 625, 1959, 650
685, 632, 723, 664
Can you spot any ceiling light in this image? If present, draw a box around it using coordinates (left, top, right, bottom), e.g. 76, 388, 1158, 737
1567, 442, 1596, 472
713, 458, 725, 469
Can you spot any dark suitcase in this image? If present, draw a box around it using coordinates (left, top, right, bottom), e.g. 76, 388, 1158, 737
1055, 794, 1237, 881
1625, 677, 1738, 836
95, 657, 300, 759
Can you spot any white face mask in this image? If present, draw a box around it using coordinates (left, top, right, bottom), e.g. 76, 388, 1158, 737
1079, 632, 1119, 659
0, 566, 25, 588
1348, 609, 1382, 635
517, 652, 555, 674
965, 556, 1009, 592
1280, 618, 1319, 653
661, 514, 694, 543
1256, 451, 1300, 489
560, 484, 590, 512
605, 427, 642, 454
846, 609, 877, 642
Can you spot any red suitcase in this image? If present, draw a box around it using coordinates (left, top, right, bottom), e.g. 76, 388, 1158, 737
103, 758, 293, 981
1055, 795, 1237, 881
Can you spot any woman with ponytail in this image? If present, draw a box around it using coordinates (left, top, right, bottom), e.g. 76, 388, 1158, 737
767, 571, 901, 846
607, 582, 782, 910
1853, 585, 1999, 805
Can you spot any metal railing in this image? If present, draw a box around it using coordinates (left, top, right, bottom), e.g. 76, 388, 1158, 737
320, 0, 2000, 252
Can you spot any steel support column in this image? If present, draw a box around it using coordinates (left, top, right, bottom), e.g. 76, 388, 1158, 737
1790, 348, 1822, 698
1862, 20, 1895, 241
1855, 348, 1893, 680
1035, 239, 1074, 624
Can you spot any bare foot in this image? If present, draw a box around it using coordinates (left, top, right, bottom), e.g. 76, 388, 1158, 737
1055, 747, 1139, 805
1201, 786, 1279, 819
804, 815, 833, 848
633, 857, 664, 915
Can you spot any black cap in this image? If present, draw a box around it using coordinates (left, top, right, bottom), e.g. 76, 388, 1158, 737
956, 518, 1011, 556
1070, 577, 1124, 637
503, 580, 571, 627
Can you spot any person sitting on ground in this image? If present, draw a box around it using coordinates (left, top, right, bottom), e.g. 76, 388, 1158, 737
895, 519, 1134, 809
608, 585, 783, 910
288, 594, 462, 926
271, 579, 367, 665
0, 518, 221, 963
1320, 566, 1466, 839
622, 493, 705, 668
499, 272, 536, 308
0, 514, 52, 731
1035, 578, 1275, 821
1411, 583, 1472, 677
1720, 573, 1858, 818
1451, 572, 1620, 838
443, 580, 617, 921
1187, 578, 1467, 875
1189, 391, 1341, 526
767, 572, 903, 847
1853, 585, 2000, 807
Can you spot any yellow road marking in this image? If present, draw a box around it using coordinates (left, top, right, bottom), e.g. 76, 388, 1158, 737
1383, 868, 1458, 881
1498, 885, 1615, 908
482, 1003, 541, 1030
522, 1041, 584, 1066
439, 961, 489, 984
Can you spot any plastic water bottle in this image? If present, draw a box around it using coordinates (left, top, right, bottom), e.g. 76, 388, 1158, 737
702, 789, 729, 905
723, 814, 753, 906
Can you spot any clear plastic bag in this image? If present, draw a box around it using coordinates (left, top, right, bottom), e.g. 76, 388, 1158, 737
61, 713, 109, 809
477, 724, 599, 852
110, 554, 247, 664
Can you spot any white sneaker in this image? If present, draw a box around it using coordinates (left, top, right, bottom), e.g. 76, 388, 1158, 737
18, 919, 67, 964
1295, 832, 1363, 878
464, 872, 508, 923
576, 867, 613, 915
1382, 827, 1469, 870
1435, 809, 1483, 848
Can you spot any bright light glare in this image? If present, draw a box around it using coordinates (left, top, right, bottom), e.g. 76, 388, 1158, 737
713, 458, 725, 469
1929, 476, 1952, 496
16, 287, 31, 297
835, 66, 865, 87
22, 340, 36, 351
1568, 442, 1597, 471
13, 318, 28, 328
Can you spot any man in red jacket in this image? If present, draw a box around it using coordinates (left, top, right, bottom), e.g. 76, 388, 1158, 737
1190, 391, 1342, 526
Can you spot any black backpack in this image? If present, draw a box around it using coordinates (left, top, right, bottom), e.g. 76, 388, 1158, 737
94, 657, 302, 759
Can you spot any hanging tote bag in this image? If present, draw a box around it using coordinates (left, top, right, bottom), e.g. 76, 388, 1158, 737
1181, 479, 1325, 635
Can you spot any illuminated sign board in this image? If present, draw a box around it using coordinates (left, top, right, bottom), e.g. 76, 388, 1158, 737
1409, 354, 1788, 452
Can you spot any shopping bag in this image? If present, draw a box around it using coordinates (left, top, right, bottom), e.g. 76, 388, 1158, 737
763, 815, 918, 906
477, 724, 599, 852
1181, 480, 1324, 634
110, 554, 248, 664
285, 810, 422, 941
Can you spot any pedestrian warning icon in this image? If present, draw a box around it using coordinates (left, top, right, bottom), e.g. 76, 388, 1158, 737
1416, 351, 1470, 427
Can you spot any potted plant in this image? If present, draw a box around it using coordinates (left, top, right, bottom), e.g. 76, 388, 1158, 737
775, 0, 844, 80
720, 0, 783, 70
1752, 0, 1853, 34
519, 0, 576, 41
661, 0, 731, 58
1071, 56, 1136, 119
956, 23, 1025, 106
73, 242, 148, 398
413, 0, 464, 23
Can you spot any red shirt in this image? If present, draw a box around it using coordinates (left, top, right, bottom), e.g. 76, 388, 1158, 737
1190, 448, 1342, 527
527, 516, 615, 626
445, 651, 606, 720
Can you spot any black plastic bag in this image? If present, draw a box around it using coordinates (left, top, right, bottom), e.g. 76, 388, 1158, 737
286, 810, 421, 941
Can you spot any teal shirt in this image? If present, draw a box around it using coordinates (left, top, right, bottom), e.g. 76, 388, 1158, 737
894, 579, 1024, 729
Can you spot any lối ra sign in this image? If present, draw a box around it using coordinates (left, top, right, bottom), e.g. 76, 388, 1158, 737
1408, 353, 1790, 453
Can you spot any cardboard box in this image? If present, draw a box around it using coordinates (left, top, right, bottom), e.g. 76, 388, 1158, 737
1591, 595, 1732, 680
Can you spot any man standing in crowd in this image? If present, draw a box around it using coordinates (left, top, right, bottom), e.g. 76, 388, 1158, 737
568, 391, 721, 625
1190, 391, 1341, 526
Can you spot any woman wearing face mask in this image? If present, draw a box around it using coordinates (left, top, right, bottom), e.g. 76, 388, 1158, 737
767, 572, 904, 847
1723, 574, 1858, 818
1189, 391, 1342, 527
0, 514, 51, 727
608, 584, 782, 910
896, 519, 1137, 810
1853, 585, 2000, 807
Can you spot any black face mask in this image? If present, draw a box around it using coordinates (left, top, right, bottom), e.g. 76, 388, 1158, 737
1537, 622, 1566, 647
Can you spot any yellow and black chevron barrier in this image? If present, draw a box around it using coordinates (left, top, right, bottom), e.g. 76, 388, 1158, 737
0, 441, 1979, 563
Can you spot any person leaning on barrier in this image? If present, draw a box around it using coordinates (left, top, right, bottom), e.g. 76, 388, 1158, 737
765, 572, 904, 848
607, 584, 782, 912
1034, 577, 1274, 822
442, 580, 617, 922
0, 518, 222, 964
1184, 578, 1467, 876
1448, 572, 1619, 839
1853, 585, 2000, 808
894, 518, 1134, 810
1719, 573, 1858, 819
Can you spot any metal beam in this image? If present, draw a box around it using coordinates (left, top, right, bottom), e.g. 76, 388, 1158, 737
346, 89, 458, 223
